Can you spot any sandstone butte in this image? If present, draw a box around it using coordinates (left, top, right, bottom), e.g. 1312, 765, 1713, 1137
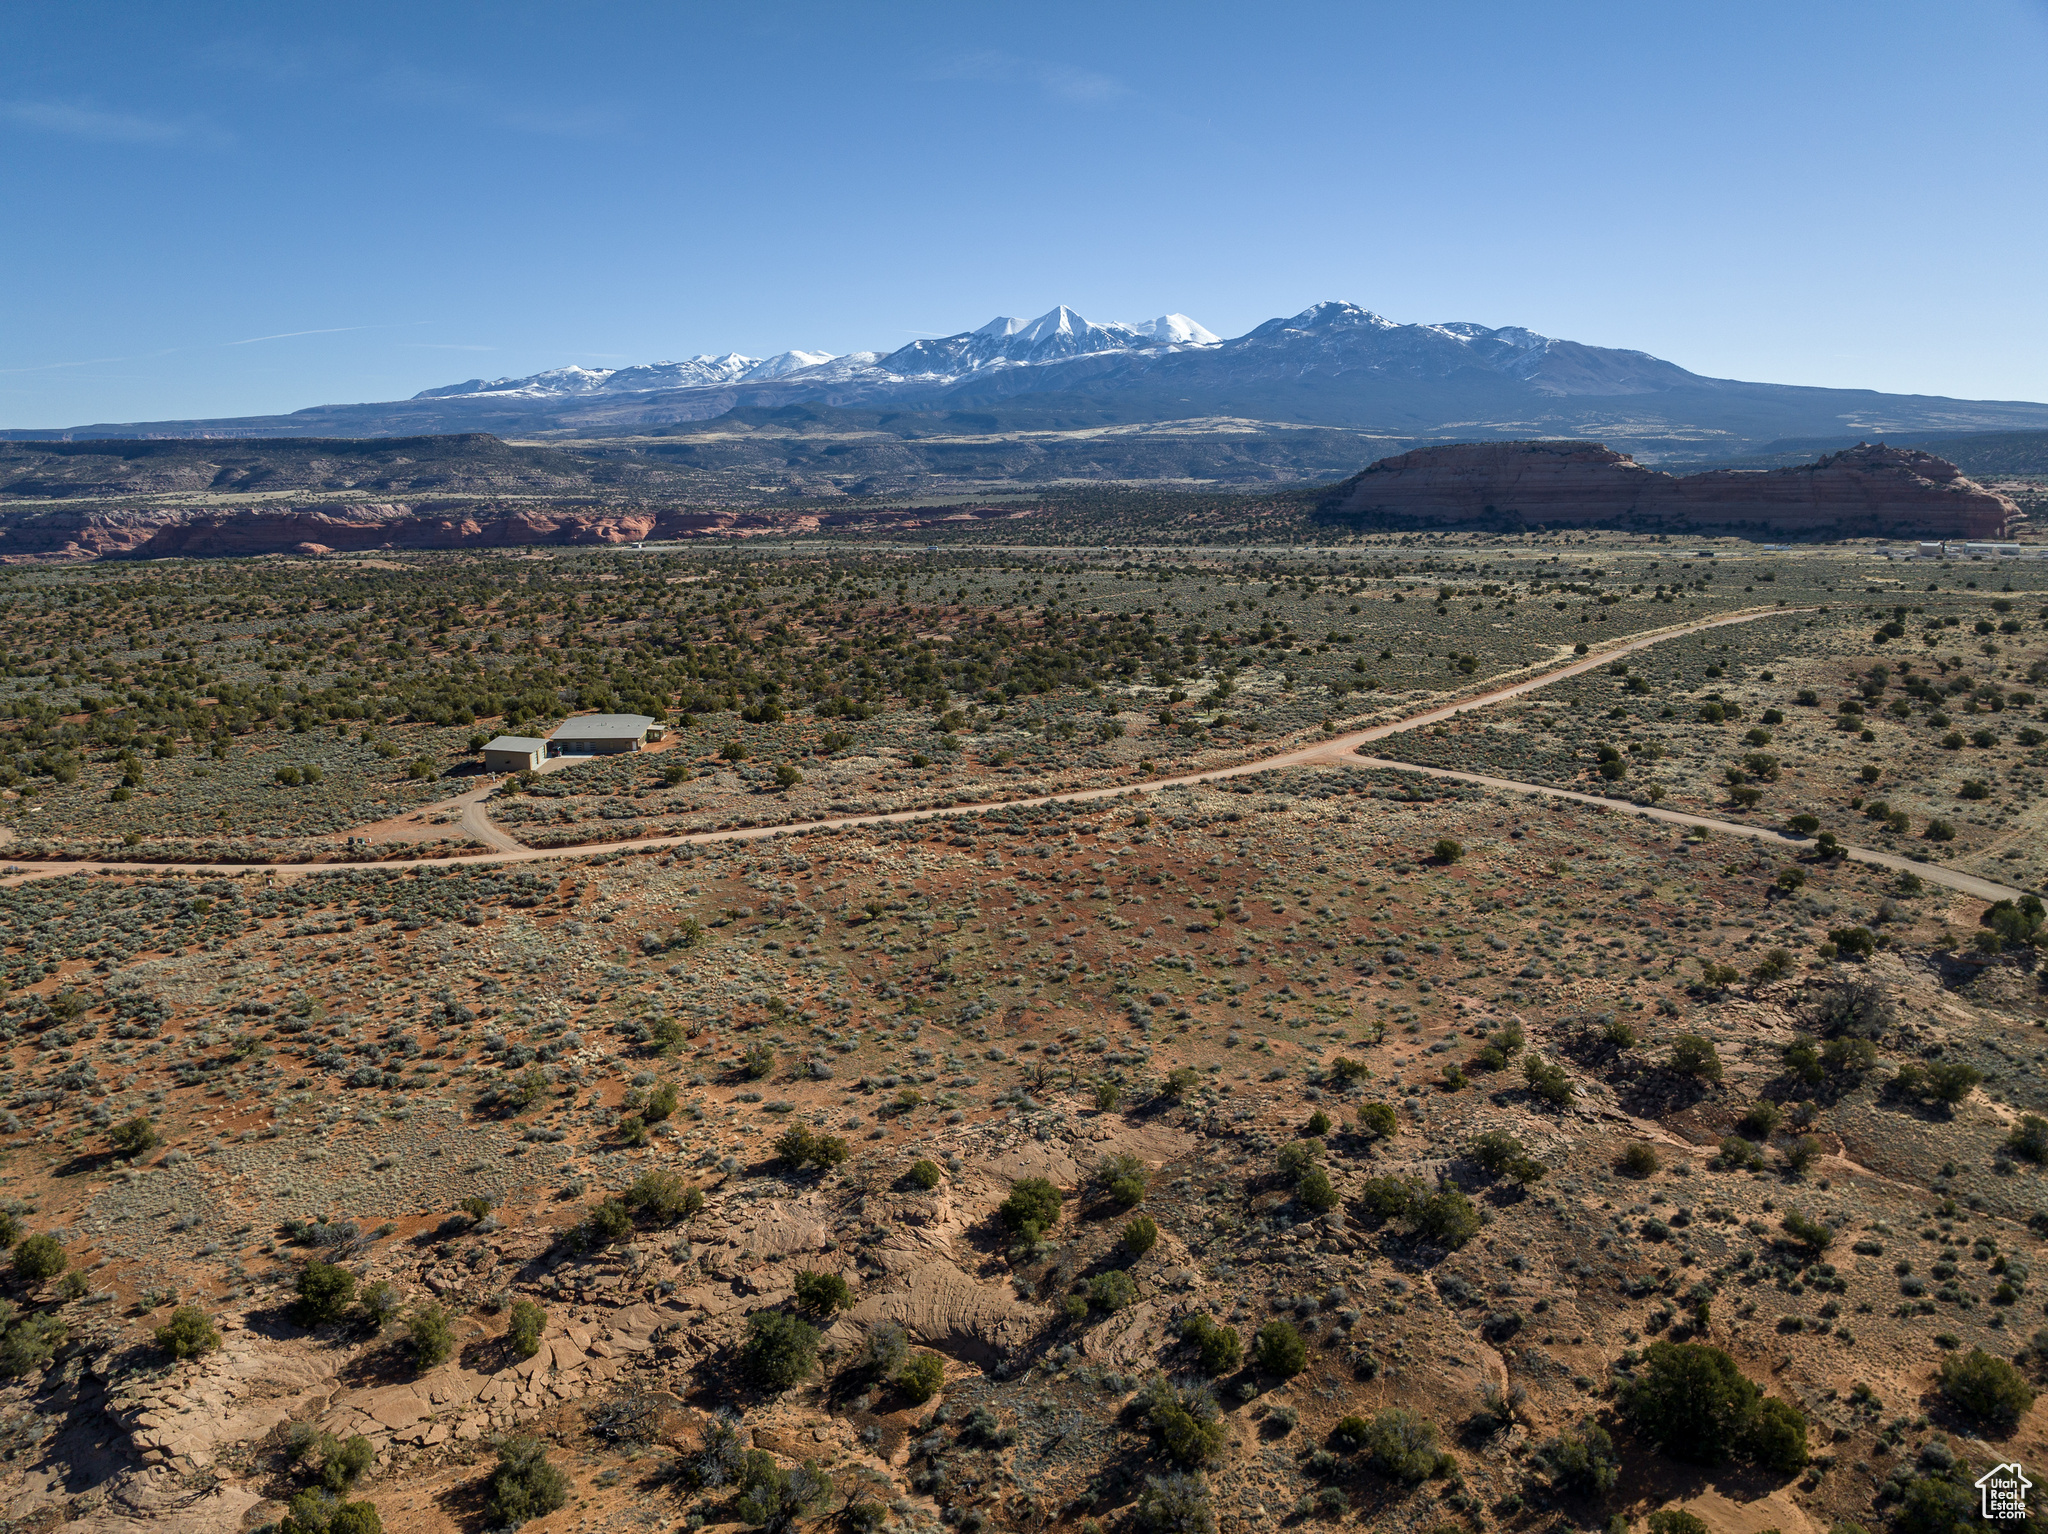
0, 498, 1035, 563
1315, 439, 2025, 539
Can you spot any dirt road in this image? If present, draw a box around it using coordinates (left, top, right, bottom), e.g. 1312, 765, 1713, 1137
3, 605, 2029, 904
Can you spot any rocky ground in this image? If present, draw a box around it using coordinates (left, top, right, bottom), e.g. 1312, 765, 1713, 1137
1, 761, 2045, 1534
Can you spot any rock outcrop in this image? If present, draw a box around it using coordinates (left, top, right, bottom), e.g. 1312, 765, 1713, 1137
0, 498, 1036, 562
1316, 439, 2024, 538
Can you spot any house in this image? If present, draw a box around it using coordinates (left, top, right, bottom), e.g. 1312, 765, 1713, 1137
481, 735, 547, 773
547, 713, 655, 756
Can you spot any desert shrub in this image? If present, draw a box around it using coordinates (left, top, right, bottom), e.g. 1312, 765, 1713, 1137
1296, 1169, 1340, 1212
1534, 1419, 1619, 1495
1740, 1100, 1782, 1138
586, 1199, 633, 1244
1093, 1079, 1122, 1111
407, 1304, 454, 1371
1363, 1408, 1440, 1482
1304, 1109, 1332, 1136
1780, 1210, 1833, 1254
741, 1310, 818, 1391
110, 1115, 160, 1156
1433, 838, 1463, 863
11, 1234, 67, 1285
742, 1043, 775, 1079
1276, 1140, 1322, 1181
897, 1351, 946, 1403
1618, 1143, 1661, 1178
793, 1270, 852, 1313
1089, 1269, 1139, 1312
1939, 1348, 2036, 1428
1522, 1053, 1573, 1103
320, 1434, 376, 1491
1132, 1472, 1215, 1534
1162, 1065, 1200, 1097
1670, 1034, 1724, 1082
356, 1281, 401, 1332
1253, 1319, 1307, 1377
295, 1260, 356, 1325
1096, 1151, 1148, 1207
908, 1158, 943, 1189
1621, 1340, 1805, 1472
855, 1321, 910, 1380
2006, 1115, 2048, 1164
1413, 1187, 1483, 1248
483, 1437, 570, 1529
734, 1458, 832, 1532
1355, 1101, 1398, 1139
617, 1114, 648, 1147
772, 1125, 850, 1171
622, 1169, 703, 1222
998, 1177, 1063, 1237
1646, 1514, 1709, 1534
0, 1312, 66, 1376
1180, 1314, 1242, 1375
1143, 1375, 1226, 1467
154, 1305, 221, 1360
1123, 1214, 1160, 1256
507, 1299, 546, 1358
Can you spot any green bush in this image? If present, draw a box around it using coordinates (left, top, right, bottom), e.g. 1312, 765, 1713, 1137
1276, 1140, 1322, 1182
998, 1177, 1063, 1237
1304, 1109, 1331, 1137
1522, 1053, 1573, 1103
1620, 1340, 1806, 1473
1295, 1169, 1339, 1212
154, 1305, 221, 1360
1143, 1375, 1226, 1467
1646, 1514, 1710, 1534
1355, 1102, 1398, 1139
908, 1158, 943, 1190
773, 1124, 850, 1171
1253, 1319, 1307, 1377
742, 1042, 776, 1079
1133, 1472, 1215, 1534
295, 1260, 356, 1325
741, 1310, 818, 1391
110, 1116, 160, 1156
587, 1199, 633, 1245
507, 1299, 546, 1358
1089, 1269, 1139, 1312
11, 1234, 67, 1284
793, 1270, 853, 1313
408, 1304, 454, 1371
1433, 838, 1464, 863
1618, 1143, 1660, 1178
1122, 1214, 1160, 1257
734, 1459, 832, 1532
2007, 1115, 2048, 1163
1534, 1419, 1619, 1495
1363, 1408, 1440, 1482
1097, 1151, 1148, 1207
1670, 1034, 1724, 1082
0, 1312, 66, 1375
316, 1433, 376, 1493
1180, 1314, 1242, 1375
483, 1437, 570, 1528
897, 1351, 946, 1403
1939, 1347, 2036, 1428
621, 1168, 704, 1222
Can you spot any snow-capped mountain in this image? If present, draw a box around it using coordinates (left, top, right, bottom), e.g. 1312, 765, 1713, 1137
29, 299, 2048, 450
412, 308, 1222, 401
413, 350, 838, 401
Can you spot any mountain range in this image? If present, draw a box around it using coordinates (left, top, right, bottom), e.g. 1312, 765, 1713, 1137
11, 302, 2048, 460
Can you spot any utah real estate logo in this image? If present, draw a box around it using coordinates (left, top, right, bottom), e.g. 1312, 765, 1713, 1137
1976, 1462, 2030, 1521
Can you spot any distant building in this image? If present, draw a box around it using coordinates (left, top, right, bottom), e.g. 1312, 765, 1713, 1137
482, 735, 547, 772
548, 713, 655, 756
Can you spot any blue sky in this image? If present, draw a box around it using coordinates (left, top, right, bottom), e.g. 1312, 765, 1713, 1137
4, 0, 2046, 427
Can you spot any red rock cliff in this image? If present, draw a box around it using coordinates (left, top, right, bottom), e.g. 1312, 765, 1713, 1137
0, 499, 1037, 562
1317, 440, 2023, 538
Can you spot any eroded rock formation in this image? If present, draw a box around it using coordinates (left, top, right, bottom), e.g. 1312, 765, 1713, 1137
1316, 439, 2023, 538
0, 498, 1036, 562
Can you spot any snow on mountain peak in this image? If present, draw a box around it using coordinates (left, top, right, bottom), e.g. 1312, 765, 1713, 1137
1131, 313, 1219, 345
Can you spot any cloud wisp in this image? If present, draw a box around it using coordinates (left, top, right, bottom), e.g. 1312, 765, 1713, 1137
0, 98, 231, 147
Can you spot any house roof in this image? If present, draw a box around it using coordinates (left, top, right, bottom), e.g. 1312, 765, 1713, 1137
548, 713, 655, 741
483, 736, 547, 753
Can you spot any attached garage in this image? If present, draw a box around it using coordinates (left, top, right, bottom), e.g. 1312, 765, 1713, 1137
481, 735, 546, 772
548, 713, 655, 756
